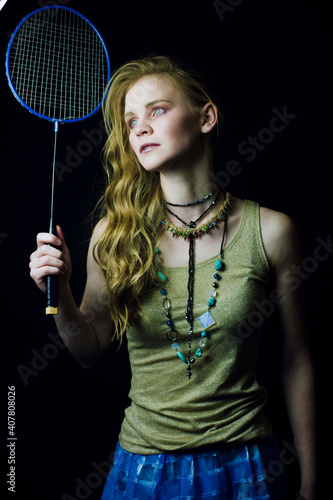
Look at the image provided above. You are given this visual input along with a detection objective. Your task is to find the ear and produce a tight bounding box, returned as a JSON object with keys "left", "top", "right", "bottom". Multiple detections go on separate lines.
{"left": 200, "top": 103, "right": 218, "bottom": 134}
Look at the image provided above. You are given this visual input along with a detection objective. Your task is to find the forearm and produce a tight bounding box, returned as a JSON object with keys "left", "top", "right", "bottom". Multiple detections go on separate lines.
{"left": 30, "top": 225, "right": 111, "bottom": 368}
{"left": 282, "top": 358, "right": 317, "bottom": 496}
{"left": 53, "top": 284, "right": 104, "bottom": 368}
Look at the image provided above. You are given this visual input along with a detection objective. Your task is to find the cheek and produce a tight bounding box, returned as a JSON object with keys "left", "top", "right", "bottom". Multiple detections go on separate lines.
{"left": 162, "top": 115, "right": 200, "bottom": 146}
{"left": 174, "top": 117, "right": 201, "bottom": 148}
{"left": 128, "top": 132, "right": 137, "bottom": 153}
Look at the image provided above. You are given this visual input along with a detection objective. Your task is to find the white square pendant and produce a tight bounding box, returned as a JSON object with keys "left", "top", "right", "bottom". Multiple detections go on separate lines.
{"left": 198, "top": 311, "right": 216, "bottom": 330}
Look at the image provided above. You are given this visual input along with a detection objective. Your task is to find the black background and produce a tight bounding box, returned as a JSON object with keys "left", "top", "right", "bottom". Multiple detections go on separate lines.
{"left": 0, "top": 0, "right": 331, "bottom": 498}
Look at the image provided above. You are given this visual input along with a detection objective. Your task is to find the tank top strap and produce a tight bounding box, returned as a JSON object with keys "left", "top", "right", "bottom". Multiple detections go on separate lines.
{"left": 224, "top": 199, "right": 270, "bottom": 274}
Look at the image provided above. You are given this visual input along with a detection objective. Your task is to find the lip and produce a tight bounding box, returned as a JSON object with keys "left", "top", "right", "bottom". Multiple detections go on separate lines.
{"left": 140, "top": 143, "right": 160, "bottom": 154}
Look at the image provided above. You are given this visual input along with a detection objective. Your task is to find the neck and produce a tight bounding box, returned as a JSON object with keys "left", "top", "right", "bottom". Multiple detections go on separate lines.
{"left": 161, "top": 173, "right": 224, "bottom": 228}
{"left": 162, "top": 173, "right": 216, "bottom": 203}
{"left": 160, "top": 159, "right": 217, "bottom": 200}
{"left": 160, "top": 136, "right": 215, "bottom": 202}
{"left": 159, "top": 140, "right": 224, "bottom": 226}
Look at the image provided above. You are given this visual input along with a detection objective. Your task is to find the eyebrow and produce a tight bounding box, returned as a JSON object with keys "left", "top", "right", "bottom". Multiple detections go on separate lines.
{"left": 124, "top": 99, "right": 173, "bottom": 118}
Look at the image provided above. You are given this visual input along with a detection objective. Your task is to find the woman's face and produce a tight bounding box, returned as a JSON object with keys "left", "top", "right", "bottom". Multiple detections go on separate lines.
{"left": 124, "top": 75, "right": 205, "bottom": 173}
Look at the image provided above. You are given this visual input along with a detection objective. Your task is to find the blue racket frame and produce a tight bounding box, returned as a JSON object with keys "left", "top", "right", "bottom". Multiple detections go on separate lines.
{"left": 5, "top": 5, "right": 111, "bottom": 126}
{"left": 5, "top": 5, "right": 111, "bottom": 315}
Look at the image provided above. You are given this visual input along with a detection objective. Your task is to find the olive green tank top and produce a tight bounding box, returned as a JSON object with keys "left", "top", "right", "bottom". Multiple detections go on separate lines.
{"left": 119, "top": 200, "right": 273, "bottom": 454}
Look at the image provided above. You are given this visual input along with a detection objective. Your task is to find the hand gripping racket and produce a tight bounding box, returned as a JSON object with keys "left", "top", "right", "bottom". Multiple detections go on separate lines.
{"left": 6, "top": 6, "right": 110, "bottom": 315}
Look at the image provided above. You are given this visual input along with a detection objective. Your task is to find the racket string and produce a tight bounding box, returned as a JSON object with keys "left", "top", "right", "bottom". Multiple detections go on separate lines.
{"left": 7, "top": 7, "right": 109, "bottom": 121}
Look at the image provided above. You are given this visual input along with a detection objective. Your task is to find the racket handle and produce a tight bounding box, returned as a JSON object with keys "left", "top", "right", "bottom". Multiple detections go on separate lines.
{"left": 45, "top": 220, "right": 58, "bottom": 315}
{"left": 46, "top": 275, "right": 58, "bottom": 315}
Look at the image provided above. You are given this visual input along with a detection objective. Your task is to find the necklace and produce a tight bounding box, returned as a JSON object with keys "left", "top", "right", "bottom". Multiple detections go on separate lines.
{"left": 162, "top": 191, "right": 233, "bottom": 240}
{"left": 156, "top": 191, "right": 234, "bottom": 379}
{"left": 165, "top": 188, "right": 221, "bottom": 229}
{"left": 164, "top": 186, "right": 218, "bottom": 207}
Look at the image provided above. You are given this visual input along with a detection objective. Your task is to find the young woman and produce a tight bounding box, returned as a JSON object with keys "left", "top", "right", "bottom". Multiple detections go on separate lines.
{"left": 29, "top": 55, "right": 316, "bottom": 499}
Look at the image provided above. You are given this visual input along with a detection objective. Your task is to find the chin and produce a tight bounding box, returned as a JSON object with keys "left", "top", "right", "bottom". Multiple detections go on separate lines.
{"left": 138, "top": 156, "right": 172, "bottom": 173}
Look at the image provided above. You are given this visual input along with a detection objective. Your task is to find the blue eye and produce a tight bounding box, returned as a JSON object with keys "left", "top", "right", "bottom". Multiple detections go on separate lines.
{"left": 153, "top": 107, "right": 165, "bottom": 117}
{"left": 129, "top": 118, "right": 138, "bottom": 128}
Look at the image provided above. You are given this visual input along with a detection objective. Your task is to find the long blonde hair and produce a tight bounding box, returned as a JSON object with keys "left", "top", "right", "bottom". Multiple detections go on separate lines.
{"left": 94, "top": 55, "right": 222, "bottom": 341}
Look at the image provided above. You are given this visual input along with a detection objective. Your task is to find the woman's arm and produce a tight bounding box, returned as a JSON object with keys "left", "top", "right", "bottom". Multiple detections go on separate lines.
{"left": 29, "top": 220, "right": 114, "bottom": 368}
{"left": 261, "top": 209, "right": 317, "bottom": 500}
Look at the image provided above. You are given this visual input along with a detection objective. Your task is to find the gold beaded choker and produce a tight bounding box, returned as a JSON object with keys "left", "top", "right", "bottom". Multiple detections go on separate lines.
{"left": 161, "top": 191, "right": 234, "bottom": 239}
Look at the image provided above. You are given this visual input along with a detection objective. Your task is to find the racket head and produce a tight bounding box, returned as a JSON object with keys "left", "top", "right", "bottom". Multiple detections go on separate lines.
{"left": 5, "top": 5, "right": 111, "bottom": 124}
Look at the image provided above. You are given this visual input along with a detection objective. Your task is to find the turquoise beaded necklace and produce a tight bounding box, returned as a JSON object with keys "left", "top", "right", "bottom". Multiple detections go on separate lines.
{"left": 155, "top": 191, "right": 233, "bottom": 379}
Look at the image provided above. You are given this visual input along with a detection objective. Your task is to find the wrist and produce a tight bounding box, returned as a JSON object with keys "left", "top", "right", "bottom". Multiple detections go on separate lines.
{"left": 298, "top": 482, "right": 317, "bottom": 500}
{"left": 57, "top": 282, "right": 73, "bottom": 306}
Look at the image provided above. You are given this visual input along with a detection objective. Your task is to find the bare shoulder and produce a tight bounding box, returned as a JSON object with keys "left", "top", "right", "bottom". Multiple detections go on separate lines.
{"left": 259, "top": 206, "right": 301, "bottom": 271}
{"left": 260, "top": 206, "right": 296, "bottom": 241}
{"left": 86, "top": 217, "right": 108, "bottom": 258}
{"left": 85, "top": 218, "right": 109, "bottom": 278}
{"left": 91, "top": 217, "right": 108, "bottom": 243}
{"left": 80, "top": 217, "right": 114, "bottom": 346}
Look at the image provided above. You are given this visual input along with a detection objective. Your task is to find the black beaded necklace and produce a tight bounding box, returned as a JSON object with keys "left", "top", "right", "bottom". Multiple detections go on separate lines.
{"left": 164, "top": 188, "right": 221, "bottom": 230}
{"left": 164, "top": 186, "right": 218, "bottom": 208}
{"left": 157, "top": 190, "right": 234, "bottom": 378}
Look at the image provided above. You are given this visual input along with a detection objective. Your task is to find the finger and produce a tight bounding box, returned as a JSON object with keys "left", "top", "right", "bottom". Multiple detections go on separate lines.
{"left": 36, "top": 232, "right": 62, "bottom": 248}
{"left": 30, "top": 265, "right": 65, "bottom": 283}
{"left": 30, "top": 244, "right": 64, "bottom": 261}
{"left": 30, "top": 254, "right": 69, "bottom": 272}
{"left": 55, "top": 225, "right": 65, "bottom": 241}
{"left": 55, "top": 225, "right": 70, "bottom": 253}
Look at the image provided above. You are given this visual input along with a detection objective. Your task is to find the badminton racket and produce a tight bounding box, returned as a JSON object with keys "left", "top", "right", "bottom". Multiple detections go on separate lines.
{"left": 6, "top": 5, "right": 110, "bottom": 315}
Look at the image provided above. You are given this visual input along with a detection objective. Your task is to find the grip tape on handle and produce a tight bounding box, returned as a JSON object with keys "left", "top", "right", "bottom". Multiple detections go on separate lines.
{"left": 46, "top": 274, "right": 58, "bottom": 315}
{"left": 45, "top": 222, "right": 58, "bottom": 315}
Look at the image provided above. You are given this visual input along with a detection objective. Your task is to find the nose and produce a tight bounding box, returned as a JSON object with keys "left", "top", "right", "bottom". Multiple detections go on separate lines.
{"left": 135, "top": 121, "right": 153, "bottom": 137}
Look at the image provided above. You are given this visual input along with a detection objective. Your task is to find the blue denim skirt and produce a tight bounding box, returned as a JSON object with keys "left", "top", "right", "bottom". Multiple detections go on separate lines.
{"left": 101, "top": 437, "right": 288, "bottom": 499}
